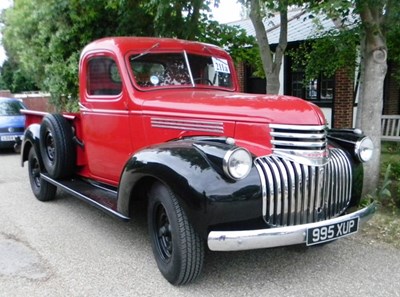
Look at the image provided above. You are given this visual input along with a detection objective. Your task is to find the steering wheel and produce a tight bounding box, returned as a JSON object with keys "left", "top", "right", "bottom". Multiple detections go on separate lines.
{"left": 193, "top": 78, "right": 213, "bottom": 86}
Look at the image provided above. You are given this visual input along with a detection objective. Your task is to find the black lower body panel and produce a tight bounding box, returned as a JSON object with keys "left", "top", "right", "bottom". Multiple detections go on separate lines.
{"left": 40, "top": 173, "right": 129, "bottom": 221}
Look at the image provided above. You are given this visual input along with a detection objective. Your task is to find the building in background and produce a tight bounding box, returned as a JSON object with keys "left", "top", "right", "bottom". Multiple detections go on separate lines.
{"left": 229, "top": 9, "right": 400, "bottom": 128}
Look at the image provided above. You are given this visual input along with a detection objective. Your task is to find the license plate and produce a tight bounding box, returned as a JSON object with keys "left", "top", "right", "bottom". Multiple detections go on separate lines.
{"left": 0, "top": 135, "right": 17, "bottom": 141}
{"left": 306, "top": 217, "right": 359, "bottom": 246}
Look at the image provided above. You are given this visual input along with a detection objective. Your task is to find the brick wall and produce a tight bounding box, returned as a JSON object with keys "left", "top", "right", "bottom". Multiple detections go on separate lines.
{"left": 334, "top": 69, "right": 354, "bottom": 128}
{"left": 235, "top": 62, "right": 246, "bottom": 92}
{"left": 0, "top": 90, "right": 13, "bottom": 97}
{"left": 1, "top": 91, "right": 56, "bottom": 113}
{"left": 20, "top": 96, "right": 56, "bottom": 113}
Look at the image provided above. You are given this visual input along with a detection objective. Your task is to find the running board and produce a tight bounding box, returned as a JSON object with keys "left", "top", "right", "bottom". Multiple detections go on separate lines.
{"left": 41, "top": 174, "right": 130, "bottom": 222}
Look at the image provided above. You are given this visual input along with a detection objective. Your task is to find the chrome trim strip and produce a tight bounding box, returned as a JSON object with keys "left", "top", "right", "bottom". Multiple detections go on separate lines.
{"left": 151, "top": 117, "right": 224, "bottom": 133}
{"left": 270, "top": 124, "right": 327, "bottom": 131}
{"left": 80, "top": 108, "right": 130, "bottom": 115}
{"left": 207, "top": 203, "right": 376, "bottom": 251}
{"left": 270, "top": 132, "right": 326, "bottom": 139}
{"left": 271, "top": 140, "right": 326, "bottom": 148}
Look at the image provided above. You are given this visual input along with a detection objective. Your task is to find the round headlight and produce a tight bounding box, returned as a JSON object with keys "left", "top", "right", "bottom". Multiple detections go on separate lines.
{"left": 355, "top": 137, "right": 374, "bottom": 162}
{"left": 223, "top": 148, "right": 252, "bottom": 180}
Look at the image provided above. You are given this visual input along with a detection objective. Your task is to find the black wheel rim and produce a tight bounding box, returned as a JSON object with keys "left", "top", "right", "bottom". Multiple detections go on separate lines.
{"left": 154, "top": 203, "right": 173, "bottom": 261}
{"left": 30, "top": 155, "right": 41, "bottom": 188}
{"left": 45, "top": 130, "right": 55, "bottom": 162}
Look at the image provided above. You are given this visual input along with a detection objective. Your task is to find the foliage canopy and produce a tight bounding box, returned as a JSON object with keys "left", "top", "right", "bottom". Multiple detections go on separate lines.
{"left": 0, "top": 0, "right": 258, "bottom": 110}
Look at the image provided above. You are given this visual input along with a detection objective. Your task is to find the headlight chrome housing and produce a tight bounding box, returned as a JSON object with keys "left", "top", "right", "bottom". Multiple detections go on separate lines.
{"left": 355, "top": 137, "right": 374, "bottom": 162}
{"left": 223, "top": 148, "right": 252, "bottom": 180}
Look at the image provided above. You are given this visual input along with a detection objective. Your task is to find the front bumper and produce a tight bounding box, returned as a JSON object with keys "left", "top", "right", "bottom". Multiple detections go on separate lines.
{"left": 207, "top": 202, "right": 376, "bottom": 251}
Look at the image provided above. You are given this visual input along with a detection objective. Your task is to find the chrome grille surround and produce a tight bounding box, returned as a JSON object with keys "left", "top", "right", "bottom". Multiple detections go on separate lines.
{"left": 270, "top": 124, "right": 329, "bottom": 166}
{"left": 255, "top": 148, "right": 352, "bottom": 227}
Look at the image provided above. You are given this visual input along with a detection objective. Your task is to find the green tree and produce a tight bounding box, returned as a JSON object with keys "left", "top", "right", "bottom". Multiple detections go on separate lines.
{"left": 300, "top": 0, "right": 395, "bottom": 194}
{"left": 1, "top": 0, "right": 255, "bottom": 109}
{"left": 0, "top": 0, "right": 187, "bottom": 108}
{"left": 0, "top": 59, "right": 38, "bottom": 93}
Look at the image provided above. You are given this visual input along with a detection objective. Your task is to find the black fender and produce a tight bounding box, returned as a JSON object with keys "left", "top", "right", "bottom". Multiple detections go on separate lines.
{"left": 117, "top": 139, "right": 263, "bottom": 238}
{"left": 21, "top": 124, "right": 42, "bottom": 167}
{"left": 327, "top": 128, "right": 368, "bottom": 163}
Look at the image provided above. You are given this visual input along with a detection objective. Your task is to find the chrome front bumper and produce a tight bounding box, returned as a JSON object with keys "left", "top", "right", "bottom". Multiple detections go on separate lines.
{"left": 207, "top": 202, "right": 376, "bottom": 251}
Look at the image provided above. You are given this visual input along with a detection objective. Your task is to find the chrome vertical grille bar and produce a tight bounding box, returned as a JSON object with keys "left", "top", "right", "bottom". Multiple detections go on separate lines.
{"left": 255, "top": 148, "right": 352, "bottom": 227}
{"left": 268, "top": 159, "right": 281, "bottom": 225}
{"left": 307, "top": 166, "right": 316, "bottom": 222}
{"left": 302, "top": 165, "right": 309, "bottom": 224}
{"left": 324, "top": 159, "right": 332, "bottom": 219}
{"left": 272, "top": 156, "right": 289, "bottom": 226}
{"left": 282, "top": 158, "right": 296, "bottom": 226}
{"left": 315, "top": 165, "right": 325, "bottom": 217}
{"left": 293, "top": 162, "right": 302, "bottom": 225}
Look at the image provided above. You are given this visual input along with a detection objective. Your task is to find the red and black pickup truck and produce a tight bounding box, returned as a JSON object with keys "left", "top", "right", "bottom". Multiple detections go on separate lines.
{"left": 21, "top": 37, "right": 376, "bottom": 285}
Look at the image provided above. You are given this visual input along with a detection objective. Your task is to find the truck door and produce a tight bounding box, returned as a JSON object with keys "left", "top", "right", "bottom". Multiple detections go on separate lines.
{"left": 80, "top": 54, "right": 132, "bottom": 184}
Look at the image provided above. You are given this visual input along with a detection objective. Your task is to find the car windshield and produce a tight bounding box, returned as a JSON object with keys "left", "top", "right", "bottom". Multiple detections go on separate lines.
{"left": 0, "top": 100, "right": 25, "bottom": 116}
{"left": 129, "top": 52, "right": 233, "bottom": 90}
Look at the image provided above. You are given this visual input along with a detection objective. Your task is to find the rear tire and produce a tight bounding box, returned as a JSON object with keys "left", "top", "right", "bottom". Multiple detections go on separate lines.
{"left": 147, "top": 182, "right": 204, "bottom": 285}
{"left": 39, "top": 114, "right": 75, "bottom": 179}
{"left": 28, "top": 148, "right": 57, "bottom": 201}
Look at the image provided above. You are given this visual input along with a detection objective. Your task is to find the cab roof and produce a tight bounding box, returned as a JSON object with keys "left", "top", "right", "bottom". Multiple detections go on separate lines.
{"left": 81, "top": 37, "right": 231, "bottom": 59}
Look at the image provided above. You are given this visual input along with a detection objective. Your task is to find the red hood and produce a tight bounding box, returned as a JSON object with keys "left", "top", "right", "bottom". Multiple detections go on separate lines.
{"left": 139, "top": 90, "right": 326, "bottom": 125}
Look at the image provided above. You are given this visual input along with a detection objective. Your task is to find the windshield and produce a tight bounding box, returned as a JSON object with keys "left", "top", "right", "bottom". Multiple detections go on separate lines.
{"left": 0, "top": 100, "right": 25, "bottom": 116}
{"left": 129, "top": 52, "right": 233, "bottom": 90}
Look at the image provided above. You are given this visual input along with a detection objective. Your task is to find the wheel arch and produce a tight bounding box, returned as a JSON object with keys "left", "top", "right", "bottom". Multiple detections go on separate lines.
{"left": 21, "top": 123, "right": 42, "bottom": 167}
{"left": 117, "top": 139, "right": 263, "bottom": 237}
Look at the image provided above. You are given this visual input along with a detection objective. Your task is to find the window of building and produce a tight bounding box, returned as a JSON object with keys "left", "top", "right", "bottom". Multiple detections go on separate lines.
{"left": 289, "top": 70, "right": 334, "bottom": 103}
{"left": 286, "top": 55, "right": 334, "bottom": 105}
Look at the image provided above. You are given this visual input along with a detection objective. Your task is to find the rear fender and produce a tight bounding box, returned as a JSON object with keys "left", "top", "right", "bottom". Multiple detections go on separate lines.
{"left": 21, "top": 124, "right": 42, "bottom": 167}
{"left": 117, "top": 139, "right": 262, "bottom": 237}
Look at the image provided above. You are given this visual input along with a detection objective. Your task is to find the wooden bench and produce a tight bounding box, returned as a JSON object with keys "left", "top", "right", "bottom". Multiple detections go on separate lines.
{"left": 381, "top": 115, "right": 400, "bottom": 141}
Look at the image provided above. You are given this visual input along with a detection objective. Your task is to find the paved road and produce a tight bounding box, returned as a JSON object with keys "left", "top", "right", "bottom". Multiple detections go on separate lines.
{"left": 1, "top": 151, "right": 400, "bottom": 297}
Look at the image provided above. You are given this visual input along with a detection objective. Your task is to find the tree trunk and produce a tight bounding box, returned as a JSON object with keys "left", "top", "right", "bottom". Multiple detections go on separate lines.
{"left": 357, "top": 4, "right": 388, "bottom": 195}
{"left": 249, "top": 0, "right": 287, "bottom": 95}
{"left": 266, "top": 72, "right": 280, "bottom": 94}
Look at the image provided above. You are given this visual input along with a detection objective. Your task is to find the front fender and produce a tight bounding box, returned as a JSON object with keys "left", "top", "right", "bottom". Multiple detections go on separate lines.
{"left": 21, "top": 124, "right": 42, "bottom": 167}
{"left": 117, "top": 139, "right": 263, "bottom": 237}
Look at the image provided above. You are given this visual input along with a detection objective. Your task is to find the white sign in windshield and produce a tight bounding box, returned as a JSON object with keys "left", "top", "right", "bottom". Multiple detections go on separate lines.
{"left": 212, "top": 57, "right": 230, "bottom": 74}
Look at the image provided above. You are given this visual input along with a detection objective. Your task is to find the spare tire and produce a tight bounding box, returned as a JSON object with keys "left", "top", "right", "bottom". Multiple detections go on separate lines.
{"left": 39, "top": 113, "right": 76, "bottom": 179}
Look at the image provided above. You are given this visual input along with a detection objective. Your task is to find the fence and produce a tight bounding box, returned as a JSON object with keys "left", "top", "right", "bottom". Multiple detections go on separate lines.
{"left": 381, "top": 115, "right": 400, "bottom": 141}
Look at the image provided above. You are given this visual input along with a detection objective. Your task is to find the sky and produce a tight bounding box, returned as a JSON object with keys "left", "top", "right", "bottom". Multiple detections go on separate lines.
{"left": 211, "top": 0, "right": 243, "bottom": 24}
{"left": 0, "top": 0, "right": 12, "bottom": 65}
{"left": 0, "top": 0, "right": 242, "bottom": 65}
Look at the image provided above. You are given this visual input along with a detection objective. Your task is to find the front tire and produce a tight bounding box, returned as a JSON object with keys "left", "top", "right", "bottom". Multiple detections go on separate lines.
{"left": 147, "top": 182, "right": 204, "bottom": 285}
{"left": 28, "top": 148, "right": 57, "bottom": 201}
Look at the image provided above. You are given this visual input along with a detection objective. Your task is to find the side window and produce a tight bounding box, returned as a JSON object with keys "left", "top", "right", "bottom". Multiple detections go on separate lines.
{"left": 87, "top": 57, "right": 122, "bottom": 96}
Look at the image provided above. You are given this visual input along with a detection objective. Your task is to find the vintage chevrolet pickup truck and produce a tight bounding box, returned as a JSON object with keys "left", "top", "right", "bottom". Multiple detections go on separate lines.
{"left": 21, "top": 37, "right": 376, "bottom": 285}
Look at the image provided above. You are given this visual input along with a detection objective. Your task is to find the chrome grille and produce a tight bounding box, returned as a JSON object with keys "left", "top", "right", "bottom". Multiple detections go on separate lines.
{"left": 255, "top": 149, "right": 352, "bottom": 227}
{"left": 270, "top": 124, "right": 327, "bottom": 150}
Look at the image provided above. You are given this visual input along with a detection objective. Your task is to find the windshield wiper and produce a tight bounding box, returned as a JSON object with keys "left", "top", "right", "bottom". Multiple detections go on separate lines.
{"left": 130, "top": 42, "right": 160, "bottom": 61}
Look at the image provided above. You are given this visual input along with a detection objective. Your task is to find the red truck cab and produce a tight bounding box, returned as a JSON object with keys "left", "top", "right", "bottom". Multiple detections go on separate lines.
{"left": 21, "top": 37, "right": 376, "bottom": 285}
